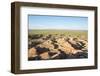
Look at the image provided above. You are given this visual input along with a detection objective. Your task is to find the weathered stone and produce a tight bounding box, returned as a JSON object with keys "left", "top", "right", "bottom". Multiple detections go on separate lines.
{"left": 37, "top": 40, "right": 54, "bottom": 50}
{"left": 28, "top": 34, "right": 88, "bottom": 60}
{"left": 28, "top": 47, "right": 37, "bottom": 58}
{"left": 39, "top": 52, "right": 50, "bottom": 60}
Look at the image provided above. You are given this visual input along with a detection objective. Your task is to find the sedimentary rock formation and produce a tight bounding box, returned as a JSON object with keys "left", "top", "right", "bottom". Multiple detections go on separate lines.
{"left": 28, "top": 34, "right": 88, "bottom": 60}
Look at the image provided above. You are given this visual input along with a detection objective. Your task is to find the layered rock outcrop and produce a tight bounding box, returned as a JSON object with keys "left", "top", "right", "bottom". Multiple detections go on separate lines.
{"left": 28, "top": 34, "right": 88, "bottom": 60}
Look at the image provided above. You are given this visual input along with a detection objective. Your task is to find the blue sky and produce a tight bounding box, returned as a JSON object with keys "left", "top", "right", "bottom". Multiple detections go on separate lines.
{"left": 28, "top": 15, "right": 88, "bottom": 30}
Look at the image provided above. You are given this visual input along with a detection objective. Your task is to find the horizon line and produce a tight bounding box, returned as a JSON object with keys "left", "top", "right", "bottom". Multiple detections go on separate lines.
{"left": 29, "top": 29, "right": 88, "bottom": 31}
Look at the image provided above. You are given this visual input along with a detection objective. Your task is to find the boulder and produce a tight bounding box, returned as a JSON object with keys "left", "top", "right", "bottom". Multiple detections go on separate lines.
{"left": 67, "top": 37, "right": 87, "bottom": 50}
{"left": 37, "top": 40, "right": 54, "bottom": 50}
{"left": 56, "top": 39, "right": 76, "bottom": 54}
{"left": 28, "top": 47, "right": 37, "bottom": 58}
{"left": 39, "top": 52, "right": 50, "bottom": 60}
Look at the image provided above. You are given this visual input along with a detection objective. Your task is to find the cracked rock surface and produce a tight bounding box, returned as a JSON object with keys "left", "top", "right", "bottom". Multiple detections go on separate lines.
{"left": 28, "top": 34, "right": 88, "bottom": 60}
